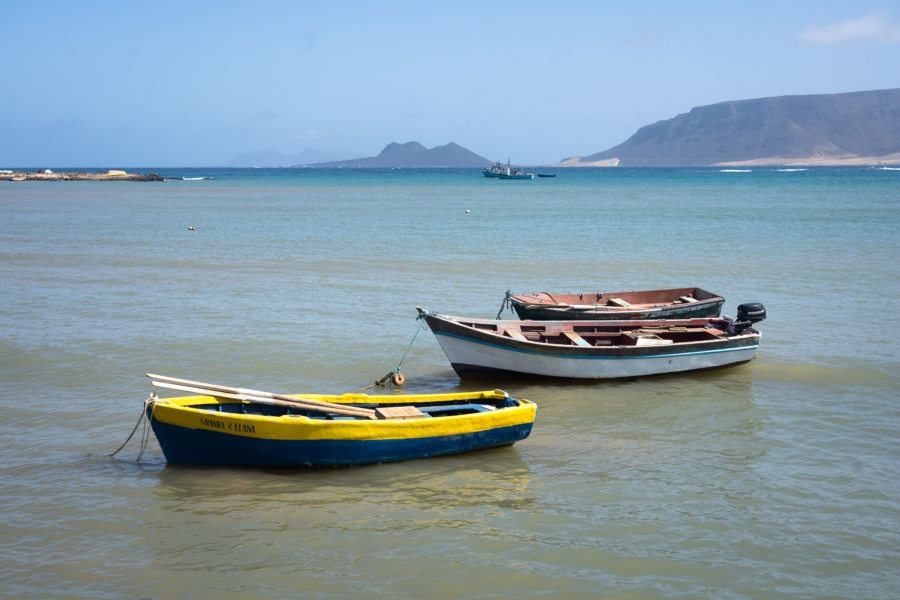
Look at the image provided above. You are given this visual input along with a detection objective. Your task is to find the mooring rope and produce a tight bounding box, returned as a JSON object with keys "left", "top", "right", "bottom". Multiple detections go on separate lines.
{"left": 137, "top": 399, "right": 155, "bottom": 462}
{"left": 496, "top": 290, "right": 512, "bottom": 318}
{"left": 395, "top": 311, "right": 429, "bottom": 371}
{"left": 110, "top": 393, "right": 157, "bottom": 462}
{"left": 361, "top": 312, "right": 430, "bottom": 390}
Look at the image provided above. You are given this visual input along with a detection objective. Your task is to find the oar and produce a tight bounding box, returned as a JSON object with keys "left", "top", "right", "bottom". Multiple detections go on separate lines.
{"left": 149, "top": 380, "right": 376, "bottom": 418}
{"left": 149, "top": 380, "right": 377, "bottom": 419}
{"left": 147, "top": 374, "right": 376, "bottom": 419}
{"left": 147, "top": 373, "right": 373, "bottom": 414}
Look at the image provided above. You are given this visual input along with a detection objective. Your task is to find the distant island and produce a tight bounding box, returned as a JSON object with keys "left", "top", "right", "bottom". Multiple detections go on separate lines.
{"left": 3, "top": 170, "right": 166, "bottom": 182}
{"left": 300, "top": 141, "right": 493, "bottom": 168}
{"left": 560, "top": 88, "right": 900, "bottom": 167}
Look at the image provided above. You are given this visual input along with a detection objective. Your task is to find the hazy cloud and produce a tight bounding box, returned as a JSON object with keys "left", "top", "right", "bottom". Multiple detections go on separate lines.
{"left": 250, "top": 109, "right": 278, "bottom": 120}
{"left": 625, "top": 27, "right": 667, "bottom": 48}
{"left": 800, "top": 12, "right": 900, "bottom": 45}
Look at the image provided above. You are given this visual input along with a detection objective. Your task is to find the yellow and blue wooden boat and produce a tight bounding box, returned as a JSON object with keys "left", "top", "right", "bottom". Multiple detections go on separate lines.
{"left": 145, "top": 388, "right": 536, "bottom": 467}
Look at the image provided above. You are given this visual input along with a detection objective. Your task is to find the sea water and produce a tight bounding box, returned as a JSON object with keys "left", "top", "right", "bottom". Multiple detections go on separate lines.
{"left": 1, "top": 167, "right": 898, "bottom": 599}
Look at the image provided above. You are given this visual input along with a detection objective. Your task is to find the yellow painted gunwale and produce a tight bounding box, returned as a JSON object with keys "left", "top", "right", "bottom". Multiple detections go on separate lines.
{"left": 149, "top": 390, "right": 536, "bottom": 442}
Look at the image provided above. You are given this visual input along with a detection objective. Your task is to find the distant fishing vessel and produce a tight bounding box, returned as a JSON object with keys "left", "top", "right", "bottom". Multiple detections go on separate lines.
{"left": 483, "top": 162, "right": 503, "bottom": 177}
{"left": 484, "top": 160, "right": 535, "bottom": 179}
{"left": 499, "top": 169, "right": 534, "bottom": 180}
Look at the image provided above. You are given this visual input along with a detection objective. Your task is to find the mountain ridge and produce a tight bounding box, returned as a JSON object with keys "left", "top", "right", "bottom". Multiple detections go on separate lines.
{"left": 302, "top": 141, "right": 492, "bottom": 168}
{"left": 561, "top": 88, "right": 900, "bottom": 167}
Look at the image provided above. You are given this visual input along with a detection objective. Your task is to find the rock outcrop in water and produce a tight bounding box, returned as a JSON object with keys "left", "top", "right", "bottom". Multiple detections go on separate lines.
{"left": 561, "top": 88, "right": 900, "bottom": 167}
{"left": 4, "top": 170, "right": 167, "bottom": 181}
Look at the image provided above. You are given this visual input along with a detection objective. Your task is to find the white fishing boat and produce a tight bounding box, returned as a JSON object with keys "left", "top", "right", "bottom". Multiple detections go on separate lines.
{"left": 418, "top": 304, "right": 765, "bottom": 380}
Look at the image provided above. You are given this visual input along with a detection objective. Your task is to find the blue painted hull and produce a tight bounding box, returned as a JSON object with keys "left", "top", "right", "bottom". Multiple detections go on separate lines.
{"left": 148, "top": 417, "right": 533, "bottom": 466}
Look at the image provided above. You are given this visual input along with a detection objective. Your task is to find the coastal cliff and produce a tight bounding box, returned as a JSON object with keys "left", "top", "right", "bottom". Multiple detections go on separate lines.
{"left": 561, "top": 88, "right": 900, "bottom": 167}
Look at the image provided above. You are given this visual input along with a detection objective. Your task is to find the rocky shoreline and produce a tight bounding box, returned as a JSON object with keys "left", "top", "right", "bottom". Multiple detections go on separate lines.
{"left": 4, "top": 170, "right": 169, "bottom": 181}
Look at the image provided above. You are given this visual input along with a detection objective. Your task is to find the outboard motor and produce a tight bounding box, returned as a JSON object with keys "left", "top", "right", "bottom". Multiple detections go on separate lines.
{"left": 733, "top": 302, "right": 766, "bottom": 334}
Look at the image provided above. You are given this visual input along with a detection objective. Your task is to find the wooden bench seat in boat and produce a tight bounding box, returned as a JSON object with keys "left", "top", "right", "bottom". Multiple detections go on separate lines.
{"left": 418, "top": 404, "right": 495, "bottom": 416}
{"left": 502, "top": 327, "right": 528, "bottom": 341}
{"left": 636, "top": 326, "right": 727, "bottom": 341}
{"left": 627, "top": 331, "right": 674, "bottom": 346}
{"left": 375, "top": 406, "right": 427, "bottom": 420}
{"left": 607, "top": 297, "right": 633, "bottom": 307}
{"left": 562, "top": 330, "right": 592, "bottom": 347}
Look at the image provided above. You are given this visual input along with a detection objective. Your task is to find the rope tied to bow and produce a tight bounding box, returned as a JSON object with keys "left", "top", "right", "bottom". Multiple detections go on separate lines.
{"left": 110, "top": 392, "right": 158, "bottom": 462}
{"left": 363, "top": 310, "right": 431, "bottom": 390}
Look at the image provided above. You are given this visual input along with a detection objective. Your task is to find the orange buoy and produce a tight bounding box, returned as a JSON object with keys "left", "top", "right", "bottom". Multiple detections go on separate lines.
{"left": 391, "top": 372, "right": 405, "bottom": 386}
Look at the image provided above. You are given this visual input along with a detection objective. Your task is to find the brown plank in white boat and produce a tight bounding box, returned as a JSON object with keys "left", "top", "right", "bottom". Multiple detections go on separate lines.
{"left": 562, "top": 331, "right": 592, "bottom": 347}
{"left": 503, "top": 327, "right": 528, "bottom": 341}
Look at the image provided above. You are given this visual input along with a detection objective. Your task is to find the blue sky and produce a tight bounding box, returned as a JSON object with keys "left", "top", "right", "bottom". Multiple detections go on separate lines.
{"left": 2, "top": 1, "right": 899, "bottom": 167}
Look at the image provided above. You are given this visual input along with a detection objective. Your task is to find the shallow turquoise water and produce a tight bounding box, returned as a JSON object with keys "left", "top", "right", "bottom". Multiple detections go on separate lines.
{"left": 1, "top": 167, "right": 898, "bottom": 598}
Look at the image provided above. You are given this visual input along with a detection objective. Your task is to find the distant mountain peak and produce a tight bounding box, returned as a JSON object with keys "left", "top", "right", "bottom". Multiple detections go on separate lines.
{"left": 307, "top": 141, "right": 492, "bottom": 168}
{"left": 377, "top": 141, "right": 428, "bottom": 157}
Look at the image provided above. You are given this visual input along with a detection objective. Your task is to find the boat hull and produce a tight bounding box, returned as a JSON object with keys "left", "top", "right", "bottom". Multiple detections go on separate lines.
{"left": 146, "top": 391, "right": 535, "bottom": 466}
{"left": 433, "top": 331, "right": 758, "bottom": 379}
{"left": 512, "top": 298, "right": 724, "bottom": 320}
{"left": 510, "top": 287, "right": 724, "bottom": 320}
{"left": 423, "top": 313, "right": 760, "bottom": 380}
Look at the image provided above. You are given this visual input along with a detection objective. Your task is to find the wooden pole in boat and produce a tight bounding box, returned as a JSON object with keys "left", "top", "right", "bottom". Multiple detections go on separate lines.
{"left": 151, "top": 381, "right": 376, "bottom": 419}
{"left": 147, "top": 374, "right": 377, "bottom": 418}
{"left": 149, "top": 380, "right": 378, "bottom": 419}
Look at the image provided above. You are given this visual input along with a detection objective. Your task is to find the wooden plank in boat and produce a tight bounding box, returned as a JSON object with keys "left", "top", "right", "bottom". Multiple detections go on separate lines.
{"left": 375, "top": 406, "right": 426, "bottom": 420}
{"left": 503, "top": 328, "right": 528, "bottom": 341}
{"left": 629, "top": 331, "right": 674, "bottom": 346}
{"left": 562, "top": 331, "right": 592, "bottom": 347}
{"left": 679, "top": 296, "right": 698, "bottom": 303}
{"left": 634, "top": 336, "right": 673, "bottom": 346}
{"left": 607, "top": 298, "right": 632, "bottom": 308}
